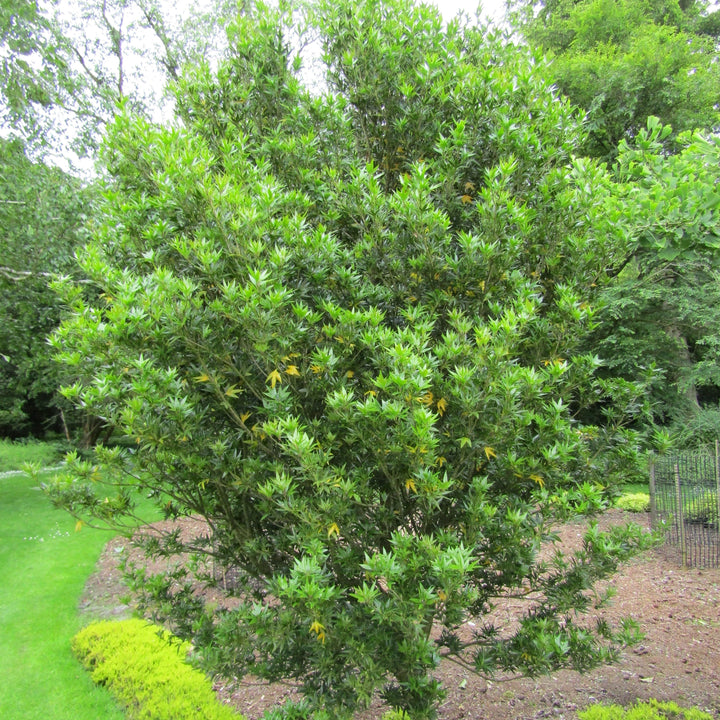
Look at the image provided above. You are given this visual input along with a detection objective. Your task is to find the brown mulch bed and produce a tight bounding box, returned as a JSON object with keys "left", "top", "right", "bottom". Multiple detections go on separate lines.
{"left": 79, "top": 510, "right": 720, "bottom": 719}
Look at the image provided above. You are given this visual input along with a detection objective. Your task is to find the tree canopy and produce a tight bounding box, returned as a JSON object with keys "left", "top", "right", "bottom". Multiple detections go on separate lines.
{"left": 510, "top": 0, "right": 720, "bottom": 437}
{"left": 1, "top": 0, "right": 241, "bottom": 158}
{"left": 589, "top": 120, "right": 720, "bottom": 436}
{"left": 513, "top": 0, "right": 720, "bottom": 159}
{"left": 47, "top": 2, "right": 653, "bottom": 718}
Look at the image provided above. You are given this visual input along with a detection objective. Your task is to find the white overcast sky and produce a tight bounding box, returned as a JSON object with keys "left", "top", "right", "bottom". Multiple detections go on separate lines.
{"left": 433, "top": 0, "right": 507, "bottom": 22}
{"left": 51, "top": 0, "right": 509, "bottom": 172}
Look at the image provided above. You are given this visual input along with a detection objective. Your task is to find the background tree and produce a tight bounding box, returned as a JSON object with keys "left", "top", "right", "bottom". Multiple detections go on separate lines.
{"left": 0, "top": 0, "right": 241, "bottom": 441}
{"left": 512, "top": 0, "right": 720, "bottom": 160}
{"left": 589, "top": 118, "right": 720, "bottom": 442}
{"left": 48, "top": 2, "right": 652, "bottom": 718}
{"left": 54, "top": 0, "right": 244, "bottom": 155}
{"left": 1, "top": 0, "right": 241, "bottom": 159}
{"left": 0, "top": 138, "right": 92, "bottom": 437}
{"left": 0, "top": 0, "right": 79, "bottom": 149}
{"left": 510, "top": 0, "right": 720, "bottom": 444}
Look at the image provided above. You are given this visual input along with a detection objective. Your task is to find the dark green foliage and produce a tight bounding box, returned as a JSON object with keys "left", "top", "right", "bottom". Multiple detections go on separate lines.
{"left": 669, "top": 408, "right": 720, "bottom": 449}
{"left": 72, "top": 619, "right": 244, "bottom": 720}
{"left": 683, "top": 489, "right": 719, "bottom": 528}
{"left": 588, "top": 120, "right": 720, "bottom": 430}
{"left": 0, "top": 138, "right": 91, "bottom": 437}
{"left": 49, "top": 2, "right": 655, "bottom": 718}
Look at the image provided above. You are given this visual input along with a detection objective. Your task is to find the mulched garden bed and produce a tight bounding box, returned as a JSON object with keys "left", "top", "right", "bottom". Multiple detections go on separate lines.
{"left": 79, "top": 509, "right": 720, "bottom": 719}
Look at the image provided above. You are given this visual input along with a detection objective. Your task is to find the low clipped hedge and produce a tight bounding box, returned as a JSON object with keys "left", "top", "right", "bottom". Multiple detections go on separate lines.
{"left": 72, "top": 619, "right": 243, "bottom": 720}
{"left": 579, "top": 699, "right": 713, "bottom": 720}
{"left": 615, "top": 492, "right": 651, "bottom": 513}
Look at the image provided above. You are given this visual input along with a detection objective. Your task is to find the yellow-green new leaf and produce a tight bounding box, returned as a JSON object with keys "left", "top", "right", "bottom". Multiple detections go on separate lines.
{"left": 224, "top": 384, "right": 242, "bottom": 398}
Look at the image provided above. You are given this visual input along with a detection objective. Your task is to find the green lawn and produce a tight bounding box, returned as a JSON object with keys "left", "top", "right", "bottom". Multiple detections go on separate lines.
{"left": 0, "top": 438, "right": 64, "bottom": 471}
{"left": 0, "top": 466, "right": 126, "bottom": 720}
{"left": 621, "top": 481, "right": 650, "bottom": 494}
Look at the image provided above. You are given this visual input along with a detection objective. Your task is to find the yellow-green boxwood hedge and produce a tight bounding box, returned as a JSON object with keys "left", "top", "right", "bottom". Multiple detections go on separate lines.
{"left": 615, "top": 492, "right": 651, "bottom": 513}
{"left": 72, "top": 619, "right": 244, "bottom": 720}
{"left": 578, "top": 699, "right": 713, "bottom": 720}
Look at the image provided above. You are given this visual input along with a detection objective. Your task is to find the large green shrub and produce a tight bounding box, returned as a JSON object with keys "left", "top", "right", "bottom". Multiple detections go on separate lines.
{"left": 49, "top": 1, "right": 653, "bottom": 718}
{"left": 72, "top": 619, "right": 243, "bottom": 720}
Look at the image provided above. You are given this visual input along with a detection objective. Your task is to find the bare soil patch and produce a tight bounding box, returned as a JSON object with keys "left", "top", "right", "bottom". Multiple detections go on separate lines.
{"left": 79, "top": 510, "right": 720, "bottom": 719}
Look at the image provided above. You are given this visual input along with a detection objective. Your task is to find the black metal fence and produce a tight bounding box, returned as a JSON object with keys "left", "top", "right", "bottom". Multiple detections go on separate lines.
{"left": 650, "top": 442, "right": 720, "bottom": 568}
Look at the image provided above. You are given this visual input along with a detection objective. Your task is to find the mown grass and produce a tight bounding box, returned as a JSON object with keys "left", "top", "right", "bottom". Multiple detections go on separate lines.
{"left": 0, "top": 438, "right": 64, "bottom": 471}
{"left": 621, "top": 481, "right": 650, "bottom": 496}
{"left": 0, "top": 464, "right": 127, "bottom": 720}
{"left": 0, "top": 444, "right": 163, "bottom": 720}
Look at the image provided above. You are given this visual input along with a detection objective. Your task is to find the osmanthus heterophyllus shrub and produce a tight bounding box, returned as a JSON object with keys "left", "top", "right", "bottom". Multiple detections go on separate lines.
{"left": 46, "top": 1, "right": 654, "bottom": 718}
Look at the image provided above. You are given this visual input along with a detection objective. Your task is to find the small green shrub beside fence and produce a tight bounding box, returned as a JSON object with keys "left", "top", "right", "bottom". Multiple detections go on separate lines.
{"left": 616, "top": 492, "right": 650, "bottom": 513}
